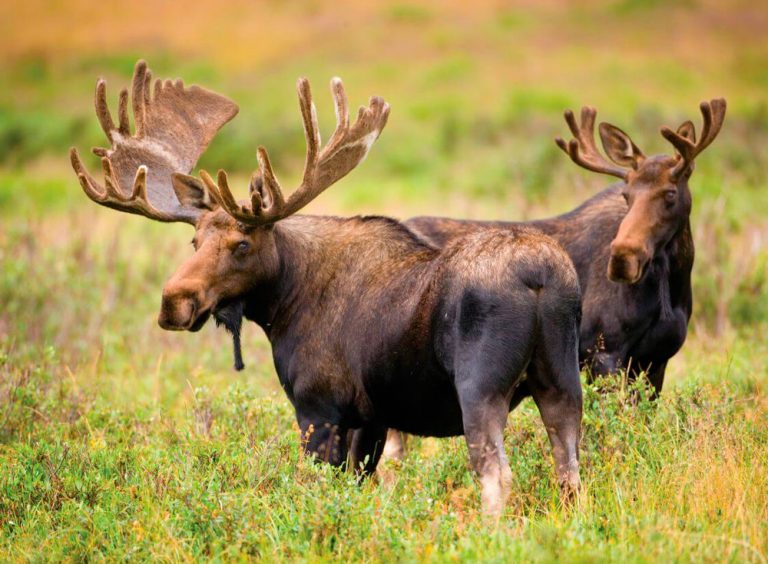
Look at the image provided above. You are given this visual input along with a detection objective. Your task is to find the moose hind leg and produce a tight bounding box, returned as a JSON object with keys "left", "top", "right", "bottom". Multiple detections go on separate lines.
{"left": 349, "top": 424, "right": 388, "bottom": 476}
{"left": 528, "top": 302, "right": 583, "bottom": 501}
{"left": 381, "top": 429, "right": 407, "bottom": 461}
{"left": 530, "top": 382, "right": 582, "bottom": 501}
{"left": 458, "top": 393, "right": 513, "bottom": 518}
{"left": 452, "top": 292, "right": 539, "bottom": 517}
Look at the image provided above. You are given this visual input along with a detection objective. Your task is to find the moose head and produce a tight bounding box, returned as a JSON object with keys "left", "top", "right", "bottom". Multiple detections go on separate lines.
{"left": 70, "top": 60, "right": 389, "bottom": 335}
{"left": 556, "top": 100, "right": 726, "bottom": 284}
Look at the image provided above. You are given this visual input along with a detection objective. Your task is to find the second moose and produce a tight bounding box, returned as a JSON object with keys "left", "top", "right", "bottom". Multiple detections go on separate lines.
{"left": 408, "top": 100, "right": 726, "bottom": 395}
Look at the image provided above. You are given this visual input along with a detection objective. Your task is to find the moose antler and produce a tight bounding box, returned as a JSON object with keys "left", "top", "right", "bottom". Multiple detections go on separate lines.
{"left": 199, "top": 77, "right": 390, "bottom": 225}
{"left": 660, "top": 98, "right": 727, "bottom": 177}
{"left": 555, "top": 106, "right": 630, "bottom": 180}
{"left": 70, "top": 60, "right": 239, "bottom": 224}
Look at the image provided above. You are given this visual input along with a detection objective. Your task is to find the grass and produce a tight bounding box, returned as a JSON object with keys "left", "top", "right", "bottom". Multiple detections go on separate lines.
{"left": 1, "top": 0, "right": 767, "bottom": 560}
{"left": 1, "top": 342, "right": 766, "bottom": 560}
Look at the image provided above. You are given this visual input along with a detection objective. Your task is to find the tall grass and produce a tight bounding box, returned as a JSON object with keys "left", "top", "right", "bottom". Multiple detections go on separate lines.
{"left": 1, "top": 347, "right": 765, "bottom": 560}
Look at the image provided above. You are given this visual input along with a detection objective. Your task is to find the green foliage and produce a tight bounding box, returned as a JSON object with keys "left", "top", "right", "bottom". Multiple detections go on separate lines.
{"left": 730, "top": 251, "right": 768, "bottom": 327}
{"left": 1, "top": 345, "right": 766, "bottom": 560}
{"left": 0, "top": 108, "right": 87, "bottom": 167}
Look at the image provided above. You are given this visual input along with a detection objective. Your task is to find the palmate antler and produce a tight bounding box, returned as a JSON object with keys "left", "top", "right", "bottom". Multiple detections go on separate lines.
{"left": 661, "top": 98, "right": 727, "bottom": 177}
{"left": 70, "top": 60, "right": 239, "bottom": 224}
{"left": 197, "top": 77, "right": 390, "bottom": 226}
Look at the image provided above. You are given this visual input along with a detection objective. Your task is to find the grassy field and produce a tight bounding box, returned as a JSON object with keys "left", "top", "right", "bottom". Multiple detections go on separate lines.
{"left": 1, "top": 0, "right": 767, "bottom": 560}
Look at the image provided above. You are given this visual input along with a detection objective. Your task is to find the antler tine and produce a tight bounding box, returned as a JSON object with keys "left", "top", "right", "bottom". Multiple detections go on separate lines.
{"left": 117, "top": 88, "right": 130, "bottom": 136}
{"left": 70, "top": 147, "right": 174, "bottom": 220}
{"left": 71, "top": 147, "right": 107, "bottom": 202}
{"left": 256, "top": 146, "right": 287, "bottom": 216}
{"left": 298, "top": 78, "right": 321, "bottom": 176}
{"left": 662, "top": 98, "right": 727, "bottom": 176}
{"left": 100, "top": 156, "right": 124, "bottom": 200}
{"left": 131, "top": 60, "right": 153, "bottom": 137}
{"left": 94, "top": 79, "right": 115, "bottom": 141}
{"left": 660, "top": 126, "right": 694, "bottom": 160}
{"left": 199, "top": 169, "right": 268, "bottom": 225}
{"left": 555, "top": 106, "right": 628, "bottom": 180}
{"left": 696, "top": 98, "right": 726, "bottom": 155}
{"left": 204, "top": 77, "right": 389, "bottom": 226}
{"left": 324, "top": 77, "right": 350, "bottom": 152}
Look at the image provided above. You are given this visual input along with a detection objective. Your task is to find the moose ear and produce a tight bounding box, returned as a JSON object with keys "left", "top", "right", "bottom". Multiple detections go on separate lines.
{"left": 599, "top": 123, "right": 646, "bottom": 170}
{"left": 172, "top": 173, "right": 217, "bottom": 210}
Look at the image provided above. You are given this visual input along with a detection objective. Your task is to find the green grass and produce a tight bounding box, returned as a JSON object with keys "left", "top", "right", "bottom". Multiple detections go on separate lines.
{"left": 1, "top": 343, "right": 766, "bottom": 560}
{"left": 1, "top": 0, "right": 768, "bottom": 560}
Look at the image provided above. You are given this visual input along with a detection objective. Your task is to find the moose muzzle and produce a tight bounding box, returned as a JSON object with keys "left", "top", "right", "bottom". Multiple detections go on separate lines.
{"left": 158, "top": 283, "right": 211, "bottom": 332}
{"left": 607, "top": 241, "right": 650, "bottom": 284}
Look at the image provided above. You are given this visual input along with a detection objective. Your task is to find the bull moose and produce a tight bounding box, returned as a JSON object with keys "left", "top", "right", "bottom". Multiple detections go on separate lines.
{"left": 69, "top": 61, "right": 583, "bottom": 516}
{"left": 383, "top": 100, "right": 725, "bottom": 463}
{"left": 407, "top": 100, "right": 726, "bottom": 393}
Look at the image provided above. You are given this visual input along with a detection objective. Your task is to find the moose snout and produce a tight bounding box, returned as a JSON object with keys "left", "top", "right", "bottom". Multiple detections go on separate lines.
{"left": 607, "top": 241, "right": 650, "bottom": 284}
{"left": 158, "top": 283, "right": 208, "bottom": 332}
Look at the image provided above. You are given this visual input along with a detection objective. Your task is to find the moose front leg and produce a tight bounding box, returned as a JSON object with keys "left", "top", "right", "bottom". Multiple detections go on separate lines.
{"left": 643, "top": 360, "right": 668, "bottom": 398}
{"left": 381, "top": 429, "right": 408, "bottom": 461}
{"left": 298, "top": 417, "right": 349, "bottom": 468}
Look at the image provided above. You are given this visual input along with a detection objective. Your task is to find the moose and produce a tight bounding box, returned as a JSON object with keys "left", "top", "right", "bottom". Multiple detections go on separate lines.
{"left": 407, "top": 101, "right": 726, "bottom": 392}
{"left": 383, "top": 100, "right": 726, "bottom": 459}
{"left": 70, "top": 61, "right": 583, "bottom": 516}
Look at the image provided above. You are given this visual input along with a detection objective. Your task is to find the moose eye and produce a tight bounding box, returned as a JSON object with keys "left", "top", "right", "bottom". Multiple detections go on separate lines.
{"left": 234, "top": 240, "right": 250, "bottom": 254}
{"left": 664, "top": 190, "right": 677, "bottom": 206}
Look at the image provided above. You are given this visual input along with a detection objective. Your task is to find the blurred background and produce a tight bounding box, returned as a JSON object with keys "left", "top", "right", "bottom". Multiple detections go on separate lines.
{"left": 1, "top": 0, "right": 767, "bottom": 404}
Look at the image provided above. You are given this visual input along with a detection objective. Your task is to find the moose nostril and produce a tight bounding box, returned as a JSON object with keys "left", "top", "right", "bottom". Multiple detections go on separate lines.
{"left": 185, "top": 299, "right": 198, "bottom": 320}
{"left": 610, "top": 240, "right": 648, "bottom": 260}
{"left": 159, "top": 291, "right": 200, "bottom": 330}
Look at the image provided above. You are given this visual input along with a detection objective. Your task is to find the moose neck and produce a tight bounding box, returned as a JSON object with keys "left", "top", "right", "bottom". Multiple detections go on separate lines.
{"left": 661, "top": 216, "right": 694, "bottom": 304}
{"left": 241, "top": 215, "right": 439, "bottom": 338}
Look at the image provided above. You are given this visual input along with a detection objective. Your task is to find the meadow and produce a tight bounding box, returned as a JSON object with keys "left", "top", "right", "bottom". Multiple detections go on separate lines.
{"left": 1, "top": 0, "right": 767, "bottom": 560}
